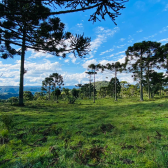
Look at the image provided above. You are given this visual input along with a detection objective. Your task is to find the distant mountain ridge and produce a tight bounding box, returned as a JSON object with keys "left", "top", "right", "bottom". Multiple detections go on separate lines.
{"left": 0, "top": 81, "right": 109, "bottom": 99}
{"left": 0, "top": 86, "right": 76, "bottom": 94}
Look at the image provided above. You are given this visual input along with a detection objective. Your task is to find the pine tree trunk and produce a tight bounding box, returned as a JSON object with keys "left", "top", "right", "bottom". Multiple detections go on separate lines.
{"left": 140, "top": 49, "right": 143, "bottom": 101}
{"left": 93, "top": 71, "right": 95, "bottom": 103}
{"left": 49, "top": 85, "right": 50, "bottom": 100}
{"left": 115, "top": 68, "right": 117, "bottom": 101}
{"left": 147, "top": 66, "right": 150, "bottom": 99}
{"left": 19, "top": 26, "right": 26, "bottom": 106}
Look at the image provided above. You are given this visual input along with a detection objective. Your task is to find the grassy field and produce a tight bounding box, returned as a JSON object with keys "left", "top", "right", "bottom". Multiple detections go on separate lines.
{"left": 0, "top": 97, "right": 168, "bottom": 167}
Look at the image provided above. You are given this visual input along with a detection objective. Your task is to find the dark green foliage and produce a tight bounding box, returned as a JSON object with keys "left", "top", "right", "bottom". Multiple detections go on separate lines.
{"left": 125, "top": 41, "right": 162, "bottom": 101}
{"left": 52, "top": 88, "right": 61, "bottom": 102}
{"left": 68, "top": 96, "right": 76, "bottom": 104}
{"left": 80, "top": 84, "right": 96, "bottom": 98}
{"left": 8, "top": 97, "right": 18, "bottom": 105}
{"left": 23, "top": 91, "right": 34, "bottom": 101}
{"left": 108, "top": 77, "right": 121, "bottom": 97}
{"left": 71, "top": 88, "right": 79, "bottom": 98}
{"left": 34, "top": 92, "right": 44, "bottom": 100}
{"left": 62, "top": 88, "right": 70, "bottom": 97}
{"left": 1, "top": 114, "right": 14, "bottom": 130}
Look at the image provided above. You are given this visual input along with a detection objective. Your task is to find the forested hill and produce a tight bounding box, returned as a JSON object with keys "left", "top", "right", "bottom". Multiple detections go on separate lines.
{"left": 0, "top": 82, "right": 109, "bottom": 99}
{"left": 0, "top": 86, "right": 76, "bottom": 94}
{"left": 93, "top": 81, "right": 109, "bottom": 91}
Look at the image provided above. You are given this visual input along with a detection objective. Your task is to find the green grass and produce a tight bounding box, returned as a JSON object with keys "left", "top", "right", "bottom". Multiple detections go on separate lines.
{"left": 0, "top": 97, "right": 168, "bottom": 167}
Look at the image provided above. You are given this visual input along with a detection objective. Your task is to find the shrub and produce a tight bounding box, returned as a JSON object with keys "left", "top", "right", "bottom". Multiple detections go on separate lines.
{"left": 68, "top": 97, "right": 76, "bottom": 104}
{"left": 1, "top": 114, "right": 14, "bottom": 130}
{"left": 23, "top": 91, "right": 34, "bottom": 101}
{"left": 8, "top": 97, "right": 18, "bottom": 105}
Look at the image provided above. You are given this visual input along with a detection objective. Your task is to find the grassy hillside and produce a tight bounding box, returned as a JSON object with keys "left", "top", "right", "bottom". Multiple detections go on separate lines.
{"left": 0, "top": 97, "right": 168, "bottom": 167}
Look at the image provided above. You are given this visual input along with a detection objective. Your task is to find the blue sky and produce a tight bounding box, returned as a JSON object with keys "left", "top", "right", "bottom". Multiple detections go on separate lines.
{"left": 0, "top": 0, "right": 168, "bottom": 86}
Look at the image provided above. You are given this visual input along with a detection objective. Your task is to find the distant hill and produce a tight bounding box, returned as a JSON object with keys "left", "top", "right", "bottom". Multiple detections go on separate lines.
{"left": 0, "top": 83, "right": 109, "bottom": 99}
{"left": 93, "top": 81, "right": 109, "bottom": 91}
{"left": 0, "top": 86, "right": 76, "bottom": 99}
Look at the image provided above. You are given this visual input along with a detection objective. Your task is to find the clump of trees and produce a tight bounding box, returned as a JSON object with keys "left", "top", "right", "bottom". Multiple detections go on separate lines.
{"left": 41, "top": 73, "right": 64, "bottom": 102}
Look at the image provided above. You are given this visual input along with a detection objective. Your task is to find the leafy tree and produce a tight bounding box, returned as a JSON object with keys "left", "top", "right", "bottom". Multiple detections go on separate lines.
{"left": 34, "top": 92, "right": 44, "bottom": 100}
{"left": 87, "top": 64, "right": 101, "bottom": 103}
{"left": 125, "top": 41, "right": 161, "bottom": 101}
{"left": 148, "top": 71, "right": 165, "bottom": 98}
{"left": 71, "top": 88, "right": 79, "bottom": 98}
{"left": 103, "top": 62, "right": 123, "bottom": 101}
{"left": 108, "top": 77, "right": 121, "bottom": 98}
{"left": 85, "top": 71, "right": 93, "bottom": 99}
{"left": 50, "top": 73, "right": 64, "bottom": 101}
{"left": 52, "top": 88, "right": 61, "bottom": 103}
{"left": 100, "top": 86, "right": 108, "bottom": 98}
{"left": 23, "top": 91, "right": 34, "bottom": 101}
{"left": 41, "top": 77, "right": 54, "bottom": 100}
{"left": 80, "top": 83, "right": 95, "bottom": 98}
{"left": 120, "top": 81, "right": 130, "bottom": 98}
{"left": 62, "top": 88, "right": 70, "bottom": 97}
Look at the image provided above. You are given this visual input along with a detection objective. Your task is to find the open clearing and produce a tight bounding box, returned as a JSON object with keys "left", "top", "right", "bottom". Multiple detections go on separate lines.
{"left": 0, "top": 97, "right": 168, "bottom": 167}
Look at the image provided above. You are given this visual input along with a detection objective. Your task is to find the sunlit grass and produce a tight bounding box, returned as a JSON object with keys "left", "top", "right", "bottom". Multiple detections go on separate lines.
{"left": 0, "top": 97, "right": 168, "bottom": 167}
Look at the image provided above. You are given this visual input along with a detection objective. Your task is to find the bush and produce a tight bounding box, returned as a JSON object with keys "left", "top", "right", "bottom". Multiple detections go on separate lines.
{"left": 68, "top": 97, "right": 76, "bottom": 104}
{"left": 1, "top": 114, "right": 14, "bottom": 130}
{"left": 8, "top": 97, "right": 18, "bottom": 105}
{"left": 23, "top": 91, "right": 34, "bottom": 101}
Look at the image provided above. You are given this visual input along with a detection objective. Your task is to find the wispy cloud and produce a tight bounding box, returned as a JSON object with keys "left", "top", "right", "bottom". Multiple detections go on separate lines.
{"left": 163, "top": 4, "right": 168, "bottom": 11}
{"left": 120, "top": 38, "right": 125, "bottom": 42}
{"left": 137, "top": 29, "right": 143, "bottom": 33}
{"left": 64, "top": 59, "right": 69, "bottom": 63}
{"left": 159, "top": 38, "right": 168, "bottom": 42}
{"left": 90, "top": 26, "right": 119, "bottom": 58}
{"left": 159, "top": 26, "right": 168, "bottom": 33}
{"left": 82, "top": 59, "right": 97, "bottom": 69}
{"left": 69, "top": 54, "right": 77, "bottom": 64}
{"left": 144, "top": 33, "right": 157, "bottom": 39}
{"left": 100, "top": 48, "right": 114, "bottom": 55}
{"left": 77, "top": 23, "right": 83, "bottom": 28}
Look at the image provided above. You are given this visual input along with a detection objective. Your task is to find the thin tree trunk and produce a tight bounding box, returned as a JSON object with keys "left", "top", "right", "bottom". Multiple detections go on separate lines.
{"left": 19, "top": 26, "right": 26, "bottom": 106}
{"left": 54, "top": 86, "right": 56, "bottom": 101}
{"left": 147, "top": 66, "right": 150, "bottom": 99}
{"left": 115, "top": 68, "right": 117, "bottom": 101}
{"left": 140, "top": 49, "right": 143, "bottom": 101}
{"left": 49, "top": 85, "right": 51, "bottom": 100}
{"left": 93, "top": 70, "right": 95, "bottom": 103}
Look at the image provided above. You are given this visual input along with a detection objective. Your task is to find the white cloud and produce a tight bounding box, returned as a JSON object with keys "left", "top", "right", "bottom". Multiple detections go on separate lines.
{"left": 77, "top": 23, "right": 83, "bottom": 28}
{"left": 159, "top": 26, "right": 168, "bottom": 33}
{"left": 163, "top": 4, "right": 168, "bottom": 11}
{"left": 69, "top": 54, "right": 77, "bottom": 64}
{"left": 28, "top": 49, "right": 54, "bottom": 59}
{"left": 159, "top": 38, "right": 168, "bottom": 42}
{"left": 64, "top": 59, "right": 69, "bottom": 63}
{"left": 116, "top": 51, "right": 125, "bottom": 55}
{"left": 0, "top": 60, "right": 62, "bottom": 86}
{"left": 120, "top": 38, "right": 125, "bottom": 42}
{"left": 82, "top": 59, "right": 98, "bottom": 69}
{"left": 144, "top": 33, "right": 157, "bottom": 39}
{"left": 90, "top": 27, "right": 119, "bottom": 58}
{"left": 100, "top": 48, "right": 114, "bottom": 55}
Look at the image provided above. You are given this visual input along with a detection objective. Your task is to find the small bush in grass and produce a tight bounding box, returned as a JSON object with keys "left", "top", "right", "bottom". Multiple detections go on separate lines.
{"left": 1, "top": 114, "right": 14, "bottom": 130}
{"left": 8, "top": 97, "right": 18, "bottom": 105}
{"left": 68, "top": 97, "right": 76, "bottom": 104}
